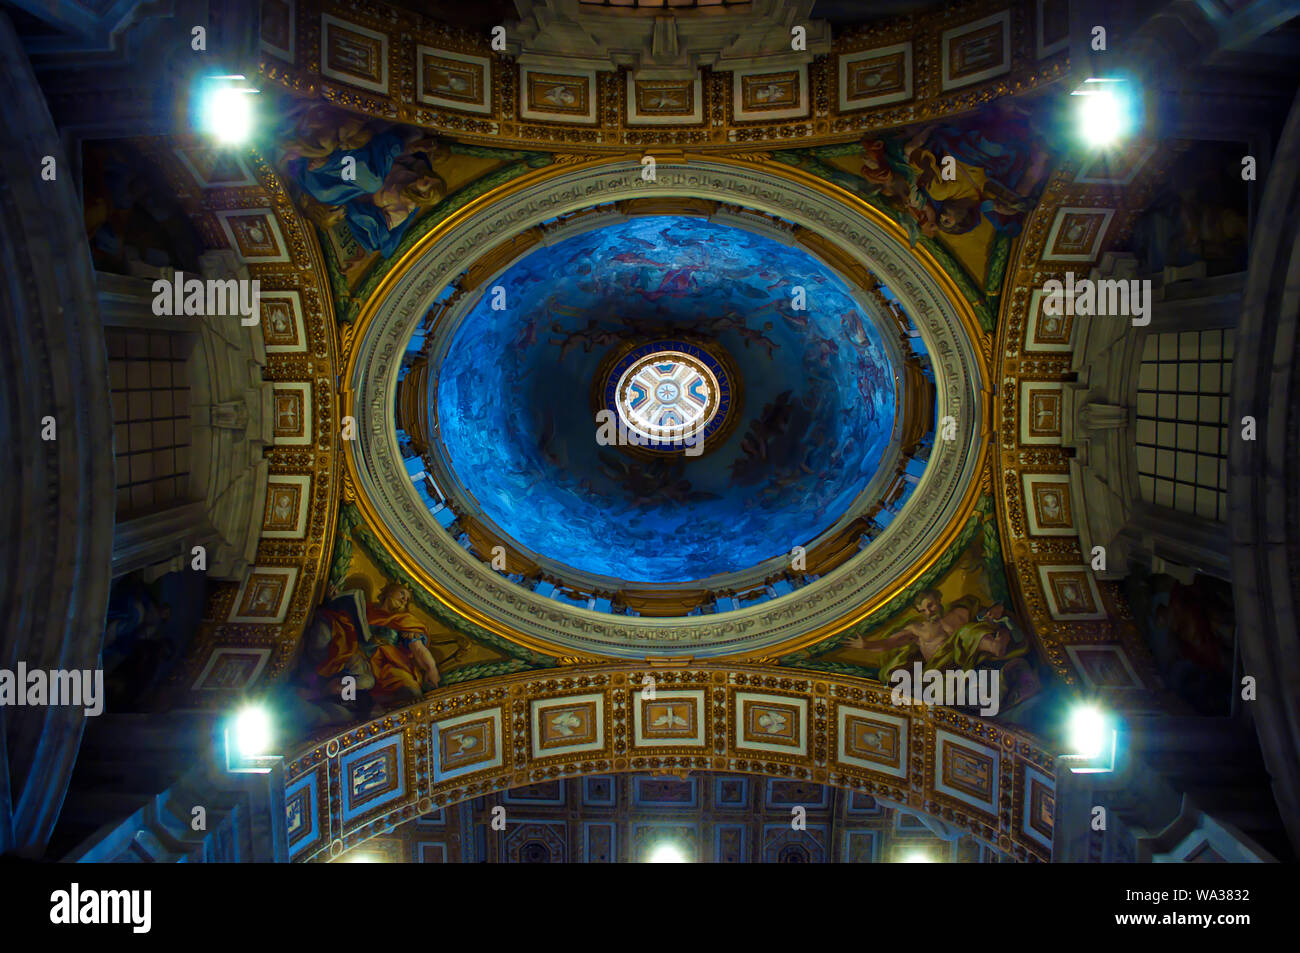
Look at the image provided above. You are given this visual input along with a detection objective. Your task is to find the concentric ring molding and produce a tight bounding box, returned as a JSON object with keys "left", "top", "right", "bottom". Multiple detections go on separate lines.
{"left": 424, "top": 209, "right": 910, "bottom": 596}
{"left": 344, "top": 156, "right": 989, "bottom": 660}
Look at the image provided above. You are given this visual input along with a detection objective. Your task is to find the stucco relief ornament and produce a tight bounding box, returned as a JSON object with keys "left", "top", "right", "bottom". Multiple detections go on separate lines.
{"left": 346, "top": 157, "right": 987, "bottom": 658}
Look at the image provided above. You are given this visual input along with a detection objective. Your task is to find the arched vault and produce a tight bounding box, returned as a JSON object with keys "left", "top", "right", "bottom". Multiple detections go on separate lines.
{"left": 283, "top": 662, "right": 1057, "bottom": 862}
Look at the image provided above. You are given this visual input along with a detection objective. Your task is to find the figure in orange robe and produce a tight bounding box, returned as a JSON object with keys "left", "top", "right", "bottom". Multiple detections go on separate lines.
{"left": 314, "top": 583, "right": 441, "bottom": 703}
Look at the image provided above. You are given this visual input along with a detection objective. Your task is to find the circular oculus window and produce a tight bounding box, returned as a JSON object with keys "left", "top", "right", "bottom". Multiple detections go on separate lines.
{"left": 615, "top": 349, "right": 720, "bottom": 444}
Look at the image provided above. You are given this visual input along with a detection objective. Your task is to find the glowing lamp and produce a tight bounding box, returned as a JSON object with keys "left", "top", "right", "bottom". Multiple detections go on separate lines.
{"left": 646, "top": 842, "right": 687, "bottom": 863}
{"left": 1062, "top": 703, "right": 1119, "bottom": 774}
{"left": 198, "top": 75, "right": 259, "bottom": 145}
{"left": 223, "top": 704, "right": 279, "bottom": 774}
{"left": 1071, "top": 78, "right": 1136, "bottom": 148}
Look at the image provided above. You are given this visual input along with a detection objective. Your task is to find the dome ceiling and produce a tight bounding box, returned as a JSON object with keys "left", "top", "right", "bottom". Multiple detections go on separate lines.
{"left": 346, "top": 155, "right": 986, "bottom": 658}
{"left": 432, "top": 215, "right": 897, "bottom": 584}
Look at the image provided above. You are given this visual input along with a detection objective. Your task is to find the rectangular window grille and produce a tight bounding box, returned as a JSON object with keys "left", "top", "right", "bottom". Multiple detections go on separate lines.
{"left": 106, "top": 330, "right": 193, "bottom": 519}
{"left": 1133, "top": 329, "right": 1233, "bottom": 521}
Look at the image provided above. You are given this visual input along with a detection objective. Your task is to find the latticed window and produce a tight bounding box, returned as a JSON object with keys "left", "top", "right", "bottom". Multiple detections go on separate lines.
{"left": 106, "top": 329, "right": 193, "bottom": 519}
{"left": 1134, "top": 329, "right": 1234, "bottom": 521}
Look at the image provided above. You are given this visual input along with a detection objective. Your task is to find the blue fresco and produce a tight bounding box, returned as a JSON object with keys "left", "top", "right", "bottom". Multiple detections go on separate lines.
{"left": 431, "top": 216, "right": 896, "bottom": 583}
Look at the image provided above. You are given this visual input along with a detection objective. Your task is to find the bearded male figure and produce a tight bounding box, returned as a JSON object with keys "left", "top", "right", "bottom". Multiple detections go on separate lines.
{"left": 302, "top": 582, "right": 441, "bottom": 707}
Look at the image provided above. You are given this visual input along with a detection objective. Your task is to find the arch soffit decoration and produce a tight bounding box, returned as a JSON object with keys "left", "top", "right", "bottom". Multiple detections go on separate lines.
{"left": 257, "top": 0, "right": 1069, "bottom": 155}
{"left": 283, "top": 663, "right": 1057, "bottom": 863}
{"left": 990, "top": 136, "right": 1211, "bottom": 691}
{"left": 341, "top": 155, "right": 991, "bottom": 661}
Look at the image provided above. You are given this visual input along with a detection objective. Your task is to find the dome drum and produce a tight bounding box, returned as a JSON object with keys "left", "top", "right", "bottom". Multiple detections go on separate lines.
{"left": 345, "top": 157, "right": 988, "bottom": 659}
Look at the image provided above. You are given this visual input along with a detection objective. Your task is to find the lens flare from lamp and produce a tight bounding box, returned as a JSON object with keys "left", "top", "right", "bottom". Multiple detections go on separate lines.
{"left": 199, "top": 76, "right": 258, "bottom": 145}
{"left": 1067, "top": 704, "right": 1108, "bottom": 759}
{"left": 1072, "top": 79, "right": 1134, "bottom": 148}
{"left": 647, "top": 842, "right": 687, "bottom": 863}
{"left": 234, "top": 705, "right": 272, "bottom": 758}
{"left": 901, "top": 850, "right": 933, "bottom": 863}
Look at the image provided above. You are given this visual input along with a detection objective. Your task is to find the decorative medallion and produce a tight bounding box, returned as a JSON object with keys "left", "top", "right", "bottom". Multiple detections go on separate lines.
{"left": 596, "top": 338, "right": 740, "bottom": 457}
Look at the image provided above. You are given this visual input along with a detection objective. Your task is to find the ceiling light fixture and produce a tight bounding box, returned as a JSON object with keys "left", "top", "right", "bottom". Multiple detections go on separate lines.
{"left": 198, "top": 74, "right": 259, "bottom": 145}
{"left": 646, "top": 842, "right": 688, "bottom": 863}
{"left": 1071, "top": 78, "right": 1136, "bottom": 148}
{"left": 1062, "top": 703, "right": 1119, "bottom": 773}
{"left": 223, "top": 704, "right": 279, "bottom": 774}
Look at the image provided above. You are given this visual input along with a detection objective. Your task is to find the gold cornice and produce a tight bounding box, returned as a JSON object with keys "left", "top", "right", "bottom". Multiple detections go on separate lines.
{"left": 265, "top": 0, "right": 1069, "bottom": 156}
{"left": 338, "top": 151, "right": 992, "bottom": 662}
{"left": 287, "top": 661, "right": 1058, "bottom": 864}
{"left": 290, "top": 167, "right": 346, "bottom": 615}
{"left": 340, "top": 153, "right": 993, "bottom": 379}
{"left": 731, "top": 435, "right": 993, "bottom": 662}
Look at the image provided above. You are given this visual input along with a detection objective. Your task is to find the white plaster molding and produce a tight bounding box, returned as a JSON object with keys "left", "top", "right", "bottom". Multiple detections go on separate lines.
{"left": 348, "top": 158, "right": 986, "bottom": 658}
{"left": 508, "top": 0, "right": 830, "bottom": 77}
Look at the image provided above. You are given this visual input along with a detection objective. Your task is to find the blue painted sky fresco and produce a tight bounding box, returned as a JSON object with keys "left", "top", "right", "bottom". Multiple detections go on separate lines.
{"left": 433, "top": 216, "right": 895, "bottom": 583}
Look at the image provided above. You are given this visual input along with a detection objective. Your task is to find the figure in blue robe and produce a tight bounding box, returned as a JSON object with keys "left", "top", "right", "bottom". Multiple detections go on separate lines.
{"left": 287, "top": 128, "right": 405, "bottom": 207}
{"left": 287, "top": 129, "right": 436, "bottom": 256}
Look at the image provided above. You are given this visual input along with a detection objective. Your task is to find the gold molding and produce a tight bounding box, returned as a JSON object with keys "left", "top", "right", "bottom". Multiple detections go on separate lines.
{"left": 991, "top": 138, "right": 1185, "bottom": 696}
{"left": 285, "top": 661, "right": 1057, "bottom": 864}
{"left": 128, "top": 137, "right": 345, "bottom": 698}
{"left": 263, "top": 0, "right": 1068, "bottom": 155}
{"left": 336, "top": 152, "right": 992, "bottom": 662}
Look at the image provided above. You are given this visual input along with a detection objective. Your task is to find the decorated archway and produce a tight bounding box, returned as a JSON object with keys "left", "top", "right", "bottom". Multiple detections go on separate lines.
{"left": 283, "top": 663, "right": 1057, "bottom": 863}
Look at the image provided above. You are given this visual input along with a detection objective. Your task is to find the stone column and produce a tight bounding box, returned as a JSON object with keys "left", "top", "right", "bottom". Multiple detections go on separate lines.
{"left": 1229, "top": 83, "right": 1300, "bottom": 856}
{"left": 0, "top": 13, "right": 115, "bottom": 857}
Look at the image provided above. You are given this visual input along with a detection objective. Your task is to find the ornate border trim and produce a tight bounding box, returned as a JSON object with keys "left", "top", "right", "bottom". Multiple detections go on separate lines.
{"left": 992, "top": 138, "right": 1182, "bottom": 689}
{"left": 260, "top": 0, "right": 1067, "bottom": 153}
{"left": 138, "top": 139, "right": 344, "bottom": 701}
{"left": 284, "top": 662, "right": 1057, "bottom": 863}
{"left": 342, "top": 154, "right": 990, "bottom": 659}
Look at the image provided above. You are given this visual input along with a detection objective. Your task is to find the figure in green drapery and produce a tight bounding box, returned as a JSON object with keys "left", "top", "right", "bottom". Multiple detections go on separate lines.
{"left": 844, "top": 588, "right": 1027, "bottom": 684}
